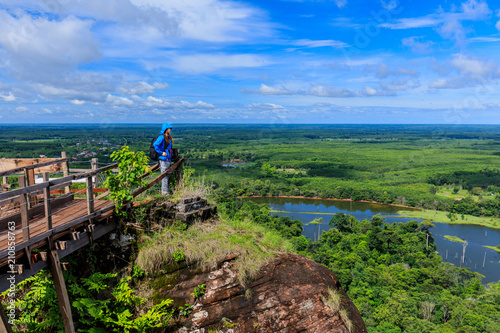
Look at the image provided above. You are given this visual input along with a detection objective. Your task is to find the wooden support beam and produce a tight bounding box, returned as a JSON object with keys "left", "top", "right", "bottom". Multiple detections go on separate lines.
{"left": 0, "top": 302, "right": 13, "bottom": 333}
{"left": 0, "top": 220, "right": 116, "bottom": 293}
{"left": 0, "top": 203, "right": 115, "bottom": 259}
{"left": 49, "top": 250, "right": 75, "bottom": 333}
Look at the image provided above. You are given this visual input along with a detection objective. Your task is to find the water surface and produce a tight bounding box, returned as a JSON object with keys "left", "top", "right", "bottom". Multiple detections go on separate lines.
{"left": 247, "top": 197, "right": 500, "bottom": 284}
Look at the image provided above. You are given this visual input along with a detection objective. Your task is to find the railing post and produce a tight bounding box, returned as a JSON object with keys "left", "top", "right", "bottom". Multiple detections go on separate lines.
{"left": 61, "top": 152, "right": 70, "bottom": 194}
{"left": 43, "top": 172, "right": 52, "bottom": 231}
{"left": 91, "top": 158, "right": 98, "bottom": 187}
{"left": 18, "top": 175, "right": 31, "bottom": 269}
{"left": 43, "top": 172, "right": 54, "bottom": 251}
{"left": 18, "top": 176, "right": 29, "bottom": 243}
{"left": 1, "top": 177, "right": 7, "bottom": 192}
{"left": 86, "top": 176, "right": 94, "bottom": 215}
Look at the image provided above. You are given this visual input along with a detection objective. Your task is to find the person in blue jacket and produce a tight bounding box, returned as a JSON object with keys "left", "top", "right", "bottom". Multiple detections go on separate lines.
{"left": 153, "top": 123, "right": 173, "bottom": 195}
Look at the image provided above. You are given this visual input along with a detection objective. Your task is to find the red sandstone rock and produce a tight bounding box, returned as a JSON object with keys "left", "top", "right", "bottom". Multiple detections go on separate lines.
{"left": 162, "top": 253, "right": 367, "bottom": 333}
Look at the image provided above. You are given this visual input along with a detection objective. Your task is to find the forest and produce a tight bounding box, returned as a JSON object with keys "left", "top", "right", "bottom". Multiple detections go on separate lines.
{"left": 219, "top": 199, "right": 500, "bottom": 333}
{"left": 1, "top": 124, "right": 500, "bottom": 332}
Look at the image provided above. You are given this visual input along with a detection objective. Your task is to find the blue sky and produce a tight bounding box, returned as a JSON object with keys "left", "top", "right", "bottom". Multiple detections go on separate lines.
{"left": 0, "top": 0, "right": 500, "bottom": 124}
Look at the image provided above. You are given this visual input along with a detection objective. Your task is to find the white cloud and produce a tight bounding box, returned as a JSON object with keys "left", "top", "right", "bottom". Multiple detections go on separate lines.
{"left": 468, "top": 36, "right": 500, "bottom": 42}
{"left": 165, "top": 53, "right": 270, "bottom": 74}
{"left": 241, "top": 84, "right": 296, "bottom": 95}
{"left": 106, "top": 94, "right": 134, "bottom": 106}
{"left": 380, "top": 0, "right": 491, "bottom": 44}
{"left": 334, "top": 0, "right": 347, "bottom": 9}
{"left": 245, "top": 103, "right": 284, "bottom": 109}
{"left": 42, "top": 108, "right": 53, "bottom": 114}
{"left": 144, "top": 96, "right": 214, "bottom": 109}
{"left": 372, "top": 63, "right": 418, "bottom": 79}
{"left": 117, "top": 81, "right": 168, "bottom": 95}
{"left": 402, "top": 36, "right": 434, "bottom": 54}
{"left": 242, "top": 83, "right": 395, "bottom": 97}
{"left": 380, "top": 17, "right": 441, "bottom": 29}
{"left": 35, "top": 81, "right": 109, "bottom": 102}
{"left": 429, "top": 53, "right": 500, "bottom": 89}
{"left": 451, "top": 53, "right": 494, "bottom": 78}
{"left": 16, "top": 106, "right": 28, "bottom": 112}
{"left": 153, "top": 82, "right": 169, "bottom": 90}
{"left": 0, "top": 10, "right": 100, "bottom": 79}
{"left": 293, "top": 39, "right": 349, "bottom": 49}
{"left": 0, "top": 92, "right": 15, "bottom": 102}
{"left": 496, "top": 10, "right": 500, "bottom": 31}
{"left": 380, "top": 0, "right": 398, "bottom": 11}
{"left": 0, "top": 0, "right": 273, "bottom": 43}
{"left": 70, "top": 100, "right": 86, "bottom": 105}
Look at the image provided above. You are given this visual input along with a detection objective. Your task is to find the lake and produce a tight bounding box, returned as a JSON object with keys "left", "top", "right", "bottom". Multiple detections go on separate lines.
{"left": 247, "top": 197, "right": 500, "bottom": 284}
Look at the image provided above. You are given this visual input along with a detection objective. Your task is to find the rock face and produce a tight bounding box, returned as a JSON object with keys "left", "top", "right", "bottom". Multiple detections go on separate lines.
{"left": 162, "top": 253, "right": 366, "bottom": 333}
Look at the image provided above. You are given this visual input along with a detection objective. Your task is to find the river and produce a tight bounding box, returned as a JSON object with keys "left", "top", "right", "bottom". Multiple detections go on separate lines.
{"left": 247, "top": 197, "right": 500, "bottom": 284}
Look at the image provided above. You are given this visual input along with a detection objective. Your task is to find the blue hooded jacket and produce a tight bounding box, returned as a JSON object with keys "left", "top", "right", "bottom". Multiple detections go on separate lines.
{"left": 153, "top": 123, "right": 173, "bottom": 161}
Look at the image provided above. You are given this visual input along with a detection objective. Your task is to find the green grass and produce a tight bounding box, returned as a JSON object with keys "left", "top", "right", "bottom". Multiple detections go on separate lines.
{"left": 398, "top": 209, "right": 500, "bottom": 229}
{"left": 484, "top": 245, "right": 500, "bottom": 253}
{"left": 436, "top": 186, "right": 495, "bottom": 202}
{"left": 135, "top": 217, "right": 294, "bottom": 285}
{"left": 444, "top": 235, "right": 467, "bottom": 243}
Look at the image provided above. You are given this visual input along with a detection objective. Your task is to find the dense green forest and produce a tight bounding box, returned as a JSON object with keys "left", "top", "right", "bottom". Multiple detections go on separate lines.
{"left": 1, "top": 125, "right": 499, "bottom": 216}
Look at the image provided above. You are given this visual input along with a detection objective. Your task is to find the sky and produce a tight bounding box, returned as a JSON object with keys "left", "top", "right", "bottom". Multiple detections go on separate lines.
{"left": 0, "top": 0, "right": 500, "bottom": 124}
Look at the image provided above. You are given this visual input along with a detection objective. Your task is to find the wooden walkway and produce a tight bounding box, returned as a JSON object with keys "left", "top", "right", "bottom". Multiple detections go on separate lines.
{"left": 0, "top": 154, "right": 185, "bottom": 333}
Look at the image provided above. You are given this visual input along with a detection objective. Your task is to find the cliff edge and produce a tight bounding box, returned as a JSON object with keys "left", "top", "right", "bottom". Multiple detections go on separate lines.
{"left": 158, "top": 253, "right": 366, "bottom": 333}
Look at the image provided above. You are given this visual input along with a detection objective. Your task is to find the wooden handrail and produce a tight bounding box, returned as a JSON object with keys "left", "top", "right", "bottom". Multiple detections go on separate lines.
{"left": 0, "top": 163, "right": 118, "bottom": 201}
{"left": 0, "top": 158, "right": 70, "bottom": 178}
{"left": 132, "top": 158, "right": 185, "bottom": 198}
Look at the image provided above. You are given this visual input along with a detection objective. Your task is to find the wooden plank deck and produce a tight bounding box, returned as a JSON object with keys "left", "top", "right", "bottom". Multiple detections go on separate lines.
{"left": 0, "top": 198, "right": 113, "bottom": 269}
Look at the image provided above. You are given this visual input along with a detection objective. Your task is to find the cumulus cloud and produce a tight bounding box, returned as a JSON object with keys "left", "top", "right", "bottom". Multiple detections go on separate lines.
{"left": 16, "top": 106, "right": 28, "bottom": 112}
{"left": 241, "top": 84, "right": 296, "bottom": 95}
{"left": 0, "top": 0, "right": 273, "bottom": 43}
{"left": 106, "top": 94, "right": 134, "bottom": 106}
{"left": 0, "top": 92, "right": 15, "bottom": 102}
{"left": 70, "top": 100, "right": 86, "bottom": 105}
{"left": 402, "top": 36, "right": 434, "bottom": 54}
{"left": 380, "top": 0, "right": 491, "bottom": 44}
{"left": 117, "top": 81, "right": 169, "bottom": 95}
{"left": 0, "top": 10, "right": 101, "bottom": 79}
{"left": 429, "top": 53, "right": 500, "bottom": 89}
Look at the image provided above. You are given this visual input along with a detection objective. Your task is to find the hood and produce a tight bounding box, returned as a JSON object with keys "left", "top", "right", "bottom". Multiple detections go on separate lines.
{"left": 160, "top": 123, "right": 173, "bottom": 134}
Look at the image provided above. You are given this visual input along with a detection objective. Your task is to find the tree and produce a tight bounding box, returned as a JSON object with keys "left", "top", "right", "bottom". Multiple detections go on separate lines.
{"left": 104, "top": 146, "right": 151, "bottom": 216}
{"left": 329, "top": 213, "right": 356, "bottom": 233}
